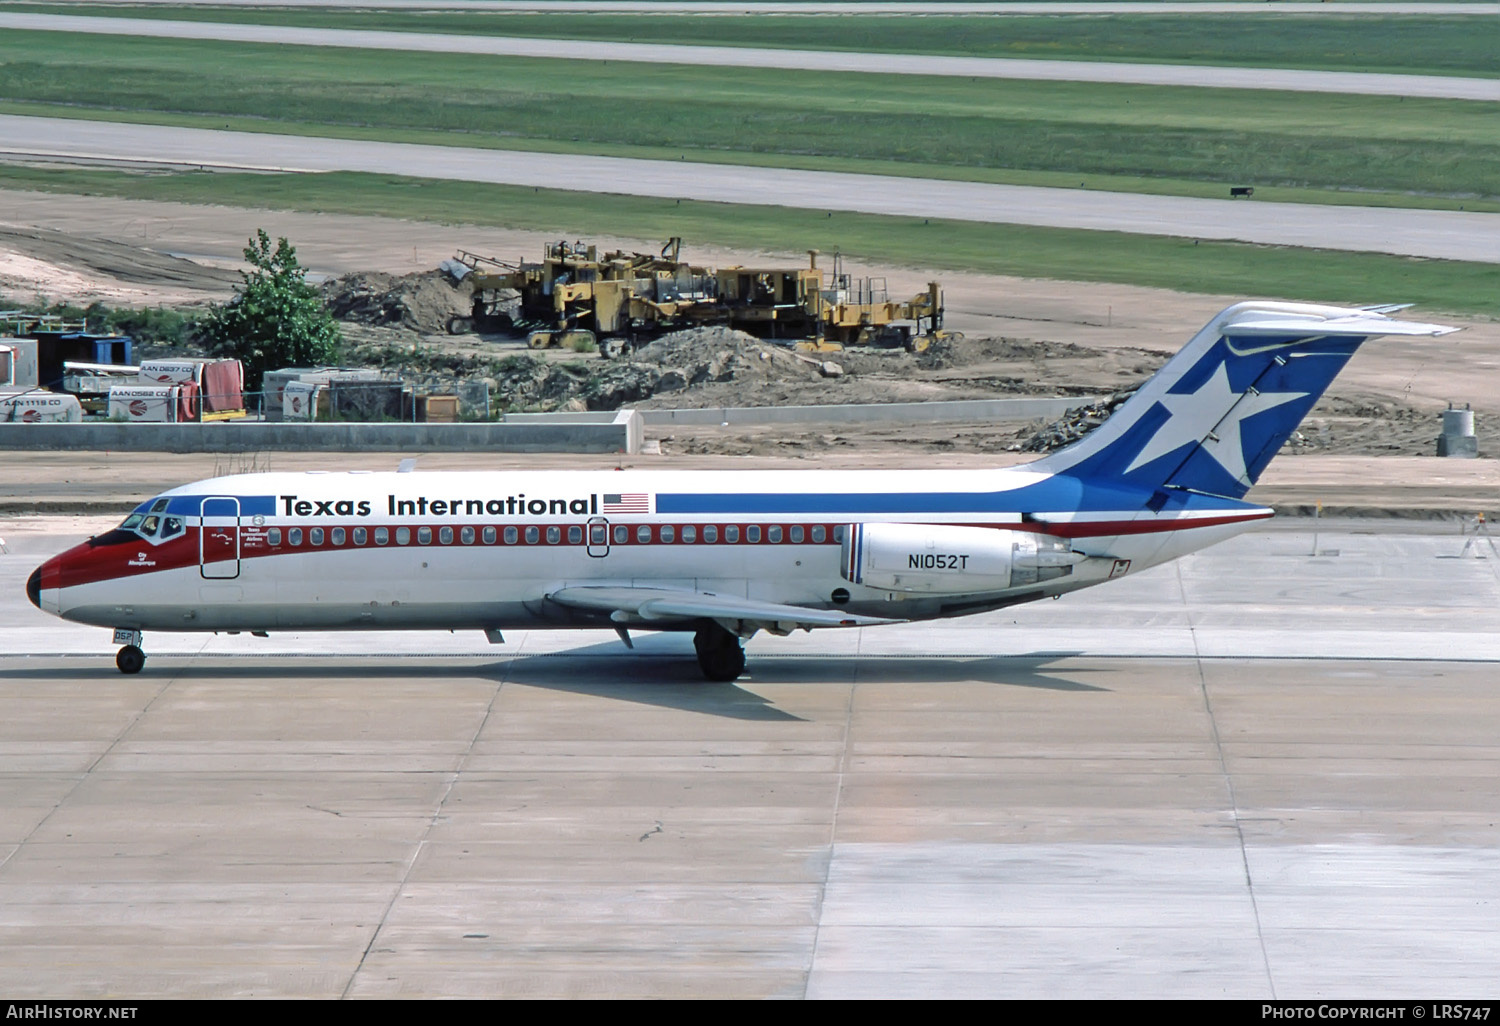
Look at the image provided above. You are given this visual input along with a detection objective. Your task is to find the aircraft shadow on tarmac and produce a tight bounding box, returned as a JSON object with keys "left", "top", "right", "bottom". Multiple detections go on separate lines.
{"left": 0, "top": 647, "right": 1106, "bottom": 720}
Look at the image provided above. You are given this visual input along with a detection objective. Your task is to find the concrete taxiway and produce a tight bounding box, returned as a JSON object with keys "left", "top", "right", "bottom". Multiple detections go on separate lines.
{"left": 1, "top": 517, "right": 1497, "bottom": 997}
{"left": 5, "top": 115, "right": 1499, "bottom": 264}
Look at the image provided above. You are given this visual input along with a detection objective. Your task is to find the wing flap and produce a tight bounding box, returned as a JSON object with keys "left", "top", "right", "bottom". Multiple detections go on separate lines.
{"left": 548, "top": 586, "right": 898, "bottom": 630}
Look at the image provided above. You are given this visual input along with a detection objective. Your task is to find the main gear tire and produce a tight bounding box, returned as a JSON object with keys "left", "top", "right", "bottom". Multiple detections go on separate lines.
{"left": 693, "top": 625, "right": 746, "bottom": 682}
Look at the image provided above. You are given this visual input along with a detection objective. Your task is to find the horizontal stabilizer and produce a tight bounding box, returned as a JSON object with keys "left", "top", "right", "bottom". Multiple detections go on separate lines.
{"left": 1222, "top": 313, "right": 1457, "bottom": 338}
{"left": 548, "top": 585, "right": 898, "bottom": 632}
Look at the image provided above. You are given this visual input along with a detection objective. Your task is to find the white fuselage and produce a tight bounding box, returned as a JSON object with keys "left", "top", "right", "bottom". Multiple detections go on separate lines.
{"left": 36, "top": 465, "right": 1268, "bottom": 636}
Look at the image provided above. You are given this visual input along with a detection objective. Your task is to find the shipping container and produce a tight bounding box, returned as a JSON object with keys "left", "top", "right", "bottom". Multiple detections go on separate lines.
{"left": 0, "top": 389, "right": 84, "bottom": 423}
{"left": 108, "top": 384, "right": 180, "bottom": 423}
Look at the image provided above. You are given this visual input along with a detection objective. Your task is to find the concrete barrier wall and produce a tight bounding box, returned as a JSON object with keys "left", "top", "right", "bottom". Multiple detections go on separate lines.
{"left": 634, "top": 396, "right": 1096, "bottom": 427}
{"left": 0, "top": 398, "right": 1079, "bottom": 453}
{"left": 0, "top": 409, "right": 641, "bottom": 454}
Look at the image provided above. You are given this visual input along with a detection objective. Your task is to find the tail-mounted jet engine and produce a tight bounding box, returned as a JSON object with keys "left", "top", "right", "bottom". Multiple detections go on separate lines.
{"left": 841, "top": 523, "right": 1083, "bottom": 594}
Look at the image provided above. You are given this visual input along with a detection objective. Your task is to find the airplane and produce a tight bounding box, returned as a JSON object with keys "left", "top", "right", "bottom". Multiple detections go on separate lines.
{"left": 27, "top": 301, "right": 1456, "bottom": 681}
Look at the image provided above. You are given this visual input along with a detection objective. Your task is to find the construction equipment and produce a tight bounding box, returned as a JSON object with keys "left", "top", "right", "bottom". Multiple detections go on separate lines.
{"left": 446, "top": 239, "right": 947, "bottom": 355}
{"left": 446, "top": 238, "right": 720, "bottom": 348}
{"left": 717, "top": 251, "right": 944, "bottom": 351}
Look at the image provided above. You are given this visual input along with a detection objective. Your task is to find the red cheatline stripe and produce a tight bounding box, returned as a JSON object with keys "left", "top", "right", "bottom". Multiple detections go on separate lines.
{"left": 52, "top": 512, "right": 1268, "bottom": 588}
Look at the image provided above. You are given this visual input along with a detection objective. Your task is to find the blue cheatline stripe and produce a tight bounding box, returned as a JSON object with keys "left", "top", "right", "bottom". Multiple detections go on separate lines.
{"left": 654, "top": 478, "right": 1243, "bottom": 516}
{"left": 144, "top": 495, "right": 278, "bottom": 517}
{"left": 656, "top": 491, "right": 1043, "bottom": 515}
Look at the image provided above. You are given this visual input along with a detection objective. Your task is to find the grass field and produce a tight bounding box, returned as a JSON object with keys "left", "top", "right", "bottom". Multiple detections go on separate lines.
{"left": 10, "top": 6, "right": 1498, "bottom": 77}
{"left": 3, "top": 30, "right": 1496, "bottom": 203}
{"left": 3, "top": 164, "right": 1494, "bottom": 318}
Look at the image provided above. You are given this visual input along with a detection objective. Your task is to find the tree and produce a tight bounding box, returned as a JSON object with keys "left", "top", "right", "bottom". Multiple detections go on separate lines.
{"left": 200, "top": 230, "right": 341, "bottom": 402}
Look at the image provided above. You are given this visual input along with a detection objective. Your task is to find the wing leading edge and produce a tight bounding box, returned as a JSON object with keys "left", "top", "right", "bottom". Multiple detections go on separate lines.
{"left": 547, "top": 586, "right": 900, "bottom": 636}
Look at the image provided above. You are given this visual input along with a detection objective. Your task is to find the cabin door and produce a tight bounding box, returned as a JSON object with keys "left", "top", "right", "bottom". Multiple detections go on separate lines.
{"left": 586, "top": 516, "right": 610, "bottom": 558}
{"left": 200, "top": 496, "right": 241, "bottom": 579}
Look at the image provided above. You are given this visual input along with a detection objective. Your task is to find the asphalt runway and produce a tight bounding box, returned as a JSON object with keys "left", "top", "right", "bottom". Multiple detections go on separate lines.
{"left": 6, "top": 12, "right": 1497, "bottom": 101}
{"left": 6, "top": 115, "right": 1498, "bottom": 264}
{"left": 2, "top": 518, "right": 1498, "bottom": 997}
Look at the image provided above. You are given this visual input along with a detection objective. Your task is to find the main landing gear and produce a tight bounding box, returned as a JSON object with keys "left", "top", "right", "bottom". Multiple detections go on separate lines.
{"left": 113, "top": 629, "right": 145, "bottom": 674}
{"left": 693, "top": 623, "right": 746, "bottom": 682}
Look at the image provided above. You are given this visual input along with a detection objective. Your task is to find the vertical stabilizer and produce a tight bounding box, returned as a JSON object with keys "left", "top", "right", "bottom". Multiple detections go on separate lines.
{"left": 1027, "top": 302, "right": 1456, "bottom": 500}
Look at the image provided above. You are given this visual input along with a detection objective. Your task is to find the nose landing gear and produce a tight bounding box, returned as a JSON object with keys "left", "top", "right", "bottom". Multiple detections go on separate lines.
{"left": 112, "top": 629, "right": 145, "bottom": 674}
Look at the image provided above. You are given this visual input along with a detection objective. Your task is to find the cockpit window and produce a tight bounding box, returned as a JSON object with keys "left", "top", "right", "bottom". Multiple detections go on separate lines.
{"left": 151, "top": 498, "right": 170, "bottom": 513}
{"left": 93, "top": 511, "right": 152, "bottom": 547}
{"left": 141, "top": 515, "right": 161, "bottom": 536}
{"left": 160, "top": 517, "right": 184, "bottom": 541}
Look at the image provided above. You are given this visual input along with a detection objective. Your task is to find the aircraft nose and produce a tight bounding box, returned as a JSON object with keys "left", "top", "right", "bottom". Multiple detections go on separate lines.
{"left": 27, "top": 566, "right": 42, "bottom": 609}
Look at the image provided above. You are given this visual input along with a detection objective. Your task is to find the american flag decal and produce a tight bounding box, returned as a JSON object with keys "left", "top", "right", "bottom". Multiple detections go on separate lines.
{"left": 602, "top": 492, "right": 651, "bottom": 514}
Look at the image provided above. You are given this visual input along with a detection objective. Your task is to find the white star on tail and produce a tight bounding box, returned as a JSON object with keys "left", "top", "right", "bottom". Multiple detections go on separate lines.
{"left": 1125, "top": 361, "right": 1308, "bottom": 486}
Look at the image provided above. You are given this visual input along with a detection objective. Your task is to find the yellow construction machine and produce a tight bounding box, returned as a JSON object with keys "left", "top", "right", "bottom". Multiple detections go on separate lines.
{"left": 448, "top": 238, "right": 721, "bottom": 353}
{"left": 716, "top": 251, "right": 945, "bottom": 352}
{"left": 447, "top": 240, "right": 949, "bottom": 356}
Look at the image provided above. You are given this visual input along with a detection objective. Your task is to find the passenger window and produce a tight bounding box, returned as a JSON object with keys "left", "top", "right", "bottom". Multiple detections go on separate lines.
{"left": 568, "top": 525, "right": 582, "bottom": 544}
{"left": 725, "top": 525, "right": 739, "bottom": 543}
{"left": 332, "top": 528, "right": 346, "bottom": 546}
{"left": 747, "top": 525, "right": 761, "bottom": 543}
{"left": 546, "top": 526, "right": 560, "bottom": 544}
{"left": 353, "top": 528, "right": 367, "bottom": 546}
{"left": 637, "top": 525, "right": 651, "bottom": 544}
{"left": 768, "top": 525, "right": 782, "bottom": 543}
{"left": 834, "top": 525, "right": 845, "bottom": 543}
{"left": 289, "top": 527, "right": 303, "bottom": 546}
{"left": 374, "top": 527, "right": 388, "bottom": 546}
{"left": 417, "top": 527, "right": 432, "bottom": 545}
{"left": 483, "top": 526, "right": 496, "bottom": 544}
{"left": 811, "top": 525, "right": 825, "bottom": 544}
{"left": 267, "top": 527, "right": 282, "bottom": 545}
{"left": 703, "top": 525, "right": 717, "bottom": 543}
{"left": 660, "top": 525, "right": 675, "bottom": 543}
{"left": 396, "top": 527, "right": 410, "bottom": 545}
{"left": 505, "top": 526, "right": 518, "bottom": 545}
{"left": 525, "top": 526, "right": 538, "bottom": 544}
{"left": 614, "top": 524, "right": 629, "bottom": 544}
{"left": 461, "top": 527, "right": 475, "bottom": 545}
{"left": 310, "top": 527, "right": 324, "bottom": 546}
{"left": 790, "top": 525, "right": 804, "bottom": 544}
{"left": 440, "top": 526, "right": 454, "bottom": 545}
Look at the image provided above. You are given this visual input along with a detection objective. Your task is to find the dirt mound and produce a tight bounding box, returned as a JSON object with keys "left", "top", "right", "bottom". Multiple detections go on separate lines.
{"left": 631, "top": 326, "right": 826, "bottom": 384}
{"left": 322, "top": 270, "right": 471, "bottom": 334}
{"left": 476, "top": 327, "right": 839, "bottom": 412}
{"left": 1019, "top": 391, "right": 1136, "bottom": 452}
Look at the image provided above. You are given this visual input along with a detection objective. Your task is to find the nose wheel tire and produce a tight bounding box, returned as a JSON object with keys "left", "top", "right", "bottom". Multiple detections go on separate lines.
{"left": 116, "top": 645, "right": 146, "bottom": 675}
{"left": 693, "top": 624, "right": 746, "bottom": 682}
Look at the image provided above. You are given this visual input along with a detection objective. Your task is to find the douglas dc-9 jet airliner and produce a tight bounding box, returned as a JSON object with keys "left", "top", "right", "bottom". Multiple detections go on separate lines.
{"left": 28, "top": 302, "right": 1455, "bottom": 680}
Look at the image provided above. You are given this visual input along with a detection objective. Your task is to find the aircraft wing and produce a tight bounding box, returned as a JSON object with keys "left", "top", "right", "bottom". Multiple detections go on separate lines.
{"left": 547, "top": 586, "right": 899, "bottom": 635}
